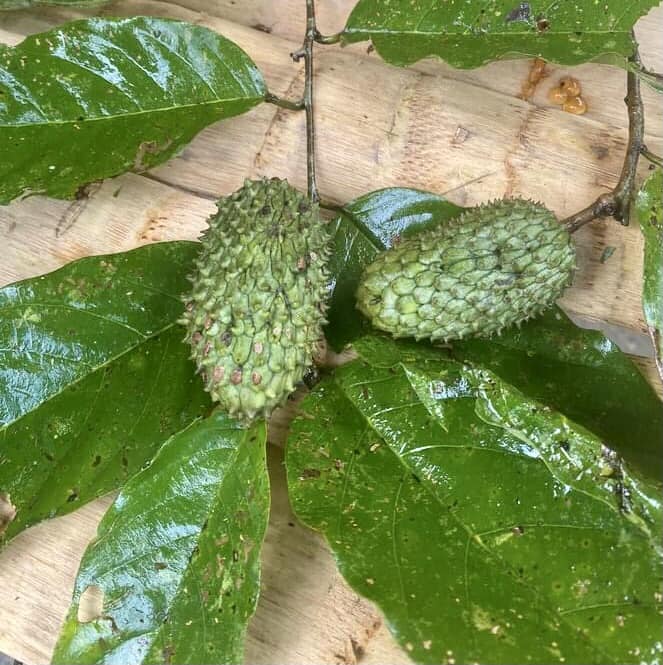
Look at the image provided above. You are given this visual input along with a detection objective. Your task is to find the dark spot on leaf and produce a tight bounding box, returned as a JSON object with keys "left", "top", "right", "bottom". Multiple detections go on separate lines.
{"left": 506, "top": 2, "right": 530, "bottom": 23}
{"left": 92, "top": 455, "right": 102, "bottom": 467}
{"left": 536, "top": 16, "right": 550, "bottom": 31}
{"left": 301, "top": 468, "right": 321, "bottom": 480}
{"left": 162, "top": 645, "right": 175, "bottom": 664}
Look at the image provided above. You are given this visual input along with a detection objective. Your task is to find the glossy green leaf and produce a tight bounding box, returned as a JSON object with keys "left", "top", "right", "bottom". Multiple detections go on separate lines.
{"left": 326, "top": 188, "right": 463, "bottom": 350}
{"left": 636, "top": 168, "right": 663, "bottom": 383}
{"left": 287, "top": 335, "right": 663, "bottom": 665}
{"left": 53, "top": 412, "right": 269, "bottom": 665}
{"left": 0, "top": 242, "right": 211, "bottom": 543}
{"left": 342, "top": 0, "right": 658, "bottom": 68}
{"left": 451, "top": 308, "right": 663, "bottom": 477}
{"left": 0, "top": 18, "right": 266, "bottom": 204}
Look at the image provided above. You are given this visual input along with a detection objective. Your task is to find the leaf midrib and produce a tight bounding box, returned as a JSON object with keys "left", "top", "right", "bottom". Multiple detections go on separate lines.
{"left": 1, "top": 94, "right": 263, "bottom": 129}
{"left": 344, "top": 26, "right": 635, "bottom": 38}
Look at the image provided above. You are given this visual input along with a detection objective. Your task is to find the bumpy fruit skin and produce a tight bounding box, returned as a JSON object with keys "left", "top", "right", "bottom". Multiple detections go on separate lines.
{"left": 356, "top": 199, "right": 575, "bottom": 342}
{"left": 181, "top": 178, "right": 330, "bottom": 423}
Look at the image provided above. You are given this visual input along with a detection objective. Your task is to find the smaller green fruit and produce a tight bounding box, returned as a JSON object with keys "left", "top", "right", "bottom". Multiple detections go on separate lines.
{"left": 356, "top": 199, "right": 575, "bottom": 342}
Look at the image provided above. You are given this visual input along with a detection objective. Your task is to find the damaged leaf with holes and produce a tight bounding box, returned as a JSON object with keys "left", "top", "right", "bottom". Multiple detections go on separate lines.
{"left": 0, "top": 17, "right": 266, "bottom": 203}
{"left": 286, "top": 335, "right": 663, "bottom": 665}
{"left": 342, "top": 0, "right": 660, "bottom": 68}
{"left": 53, "top": 412, "right": 270, "bottom": 665}
{"left": 0, "top": 242, "right": 211, "bottom": 544}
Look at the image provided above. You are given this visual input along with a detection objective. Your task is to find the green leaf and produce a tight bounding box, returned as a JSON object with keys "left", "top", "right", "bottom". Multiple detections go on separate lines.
{"left": 0, "top": 17, "right": 266, "bottom": 204}
{"left": 286, "top": 336, "right": 663, "bottom": 665}
{"left": 342, "top": 0, "right": 658, "bottom": 68}
{"left": 451, "top": 308, "right": 663, "bottom": 477}
{"left": 53, "top": 412, "right": 269, "bottom": 665}
{"left": 326, "top": 188, "right": 463, "bottom": 350}
{"left": 0, "top": 241, "right": 211, "bottom": 543}
{"left": 636, "top": 168, "right": 663, "bottom": 383}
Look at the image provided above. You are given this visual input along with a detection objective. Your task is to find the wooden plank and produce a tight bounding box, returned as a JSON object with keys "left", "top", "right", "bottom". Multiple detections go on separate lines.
{"left": 0, "top": 2, "right": 661, "bottom": 663}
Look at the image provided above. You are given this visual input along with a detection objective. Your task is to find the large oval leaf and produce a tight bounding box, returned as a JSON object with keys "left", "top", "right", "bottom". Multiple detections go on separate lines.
{"left": 342, "top": 0, "right": 659, "bottom": 68}
{"left": 0, "top": 242, "right": 211, "bottom": 543}
{"left": 636, "top": 168, "right": 663, "bottom": 382}
{"left": 0, "top": 17, "right": 266, "bottom": 203}
{"left": 53, "top": 413, "right": 269, "bottom": 665}
{"left": 287, "top": 335, "right": 663, "bottom": 665}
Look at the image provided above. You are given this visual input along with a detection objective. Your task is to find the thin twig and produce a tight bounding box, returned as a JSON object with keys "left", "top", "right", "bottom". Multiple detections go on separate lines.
{"left": 564, "top": 45, "right": 645, "bottom": 234}
{"left": 292, "top": 0, "right": 319, "bottom": 202}
{"left": 641, "top": 145, "right": 663, "bottom": 169}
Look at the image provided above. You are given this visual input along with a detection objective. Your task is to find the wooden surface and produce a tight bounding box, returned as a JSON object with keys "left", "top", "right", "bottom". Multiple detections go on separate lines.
{"left": 0, "top": 1, "right": 662, "bottom": 663}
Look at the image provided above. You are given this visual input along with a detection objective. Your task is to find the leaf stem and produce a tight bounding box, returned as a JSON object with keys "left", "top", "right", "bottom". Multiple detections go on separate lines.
{"left": 641, "top": 145, "right": 663, "bottom": 169}
{"left": 564, "top": 44, "right": 645, "bottom": 234}
{"left": 292, "top": 0, "right": 319, "bottom": 203}
{"left": 628, "top": 60, "right": 663, "bottom": 91}
{"left": 265, "top": 92, "right": 305, "bottom": 111}
{"left": 314, "top": 30, "right": 342, "bottom": 45}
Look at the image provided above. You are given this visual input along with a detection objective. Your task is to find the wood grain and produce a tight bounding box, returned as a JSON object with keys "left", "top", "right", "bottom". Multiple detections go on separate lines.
{"left": 0, "top": 1, "right": 661, "bottom": 663}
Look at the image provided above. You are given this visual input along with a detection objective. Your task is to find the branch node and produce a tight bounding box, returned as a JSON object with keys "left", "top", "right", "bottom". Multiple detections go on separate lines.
{"left": 290, "top": 48, "right": 306, "bottom": 63}
{"left": 563, "top": 42, "right": 644, "bottom": 234}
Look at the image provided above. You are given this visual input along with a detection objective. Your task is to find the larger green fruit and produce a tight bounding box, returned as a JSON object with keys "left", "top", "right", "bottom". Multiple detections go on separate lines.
{"left": 181, "top": 178, "right": 330, "bottom": 423}
{"left": 356, "top": 199, "right": 575, "bottom": 341}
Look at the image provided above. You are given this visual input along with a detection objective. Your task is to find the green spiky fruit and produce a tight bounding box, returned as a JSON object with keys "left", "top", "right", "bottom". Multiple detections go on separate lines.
{"left": 181, "top": 178, "right": 330, "bottom": 423}
{"left": 356, "top": 199, "right": 575, "bottom": 341}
